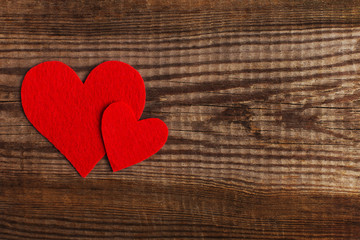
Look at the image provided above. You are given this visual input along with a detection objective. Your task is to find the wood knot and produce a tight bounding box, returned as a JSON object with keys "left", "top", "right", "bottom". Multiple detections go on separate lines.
{"left": 218, "top": 104, "right": 261, "bottom": 139}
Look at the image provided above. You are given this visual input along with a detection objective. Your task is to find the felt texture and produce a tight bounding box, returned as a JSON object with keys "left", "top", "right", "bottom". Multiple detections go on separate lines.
{"left": 21, "top": 61, "right": 146, "bottom": 177}
{"left": 101, "top": 102, "right": 168, "bottom": 172}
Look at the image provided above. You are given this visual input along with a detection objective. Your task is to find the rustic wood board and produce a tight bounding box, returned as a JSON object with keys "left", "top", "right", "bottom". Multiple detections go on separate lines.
{"left": 2, "top": 0, "right": 360, "bottom": 239}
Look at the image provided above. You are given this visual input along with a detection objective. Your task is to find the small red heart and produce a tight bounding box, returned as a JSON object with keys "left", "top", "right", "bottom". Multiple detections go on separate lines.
{"left": 101, "top": 102, "right": 168, "bottom": 172}
{"left": 21, "top": 61, "right": 145, "bottom": 177}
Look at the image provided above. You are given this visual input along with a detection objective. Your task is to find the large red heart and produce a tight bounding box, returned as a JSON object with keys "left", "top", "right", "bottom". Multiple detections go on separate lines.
{"left": 101, "top": 102, "right": 168, "bottom": 172}
{"left": 21, "top": 61, "right": 145, "bottom": 177}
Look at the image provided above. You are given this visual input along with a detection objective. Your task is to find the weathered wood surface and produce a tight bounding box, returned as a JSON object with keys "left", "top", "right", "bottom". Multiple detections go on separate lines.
{"left": 2, "top": 0, "right": 360, "bottom": 239}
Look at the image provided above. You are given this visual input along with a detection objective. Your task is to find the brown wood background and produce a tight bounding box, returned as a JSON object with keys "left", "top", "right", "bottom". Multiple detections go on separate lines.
{"left": 2, "top": 0, "right": 360, "bottom": 239}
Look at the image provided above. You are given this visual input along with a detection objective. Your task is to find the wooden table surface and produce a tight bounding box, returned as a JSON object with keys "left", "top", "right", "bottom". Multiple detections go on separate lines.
{"left": 2, "top": 0, "right": 360, "bottom": 239}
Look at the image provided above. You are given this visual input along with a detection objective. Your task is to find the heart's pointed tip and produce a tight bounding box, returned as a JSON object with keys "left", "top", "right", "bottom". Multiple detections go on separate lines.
{"left": 77, "top": 168, "right": 91, "bottom": 178}
{"left": 79, "top": 172, "right": 89, "bottom": 178}
{"left": 108, "top": 160, "right": 129, "bottom": 173}
{"left": 112, "top": 166, "right": 131, "bottom": 173}
{"left": 109, "top": 163, "right": 122, "bottom": 173}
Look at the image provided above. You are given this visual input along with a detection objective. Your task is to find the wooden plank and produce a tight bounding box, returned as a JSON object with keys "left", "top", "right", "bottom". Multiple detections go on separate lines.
{"left": 2, "top": 0, "right": 360, "bottom": 239}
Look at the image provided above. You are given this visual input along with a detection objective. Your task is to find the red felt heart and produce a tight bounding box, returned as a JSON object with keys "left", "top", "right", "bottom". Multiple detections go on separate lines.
{"left": 21, "top": 61, "right": 145, "bottom": 177}
{"left": 101, "top": 102, "right": 168, "bottom": 172}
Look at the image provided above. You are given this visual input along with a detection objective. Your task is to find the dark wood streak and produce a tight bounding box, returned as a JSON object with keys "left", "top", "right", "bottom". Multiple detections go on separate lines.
{"left": 3, "top": 0, "right": 360, "bottom": 239}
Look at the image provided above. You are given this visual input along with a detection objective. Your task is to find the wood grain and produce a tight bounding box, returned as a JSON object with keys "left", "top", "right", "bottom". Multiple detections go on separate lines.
{"left": 2, "top": 0, "right": 360, "bottom": 239}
